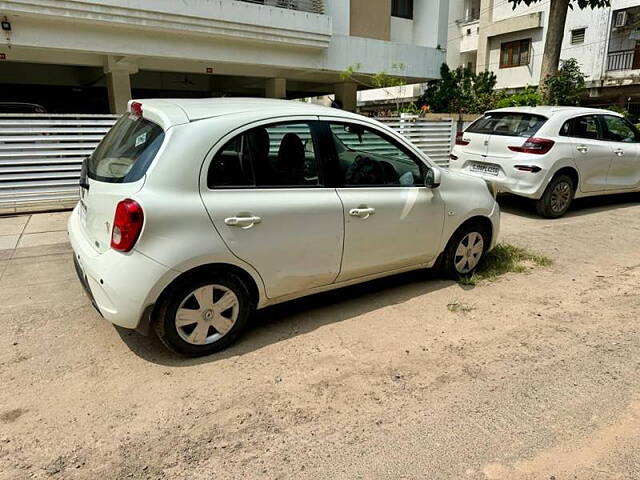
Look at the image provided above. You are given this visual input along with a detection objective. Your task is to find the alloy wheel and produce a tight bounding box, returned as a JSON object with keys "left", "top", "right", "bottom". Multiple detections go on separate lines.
{"left": 550, "top": 181, "right": 571, "bottom": 213}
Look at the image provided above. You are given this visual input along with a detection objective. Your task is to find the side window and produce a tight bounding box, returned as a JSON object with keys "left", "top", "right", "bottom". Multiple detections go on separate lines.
{"left": 560, "top": 115, "right": 600, "bottom": 140}
{"left": 208, "top": 122, "right": 320, "bottom": 188}
{"left": 329, "top": 123, "right": 424, "bottom": 187}
{"left": 601, "top": 115, "right": 638, "bottom": 143}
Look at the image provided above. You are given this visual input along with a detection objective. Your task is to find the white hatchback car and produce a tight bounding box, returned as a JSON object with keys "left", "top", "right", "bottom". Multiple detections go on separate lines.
{"left": 69, "top": 98, "right": 499, "bottom": 355}
{"left": 449, "top": 106, "right": 640, "bottom": 218}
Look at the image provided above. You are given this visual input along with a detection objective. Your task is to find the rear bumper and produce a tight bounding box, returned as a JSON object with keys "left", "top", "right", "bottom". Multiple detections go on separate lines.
{"left": 449, "top": 159, "right": 548, "bottom": 199}
{"left": 68, "top": 204, "right": 173, "bottom": 330}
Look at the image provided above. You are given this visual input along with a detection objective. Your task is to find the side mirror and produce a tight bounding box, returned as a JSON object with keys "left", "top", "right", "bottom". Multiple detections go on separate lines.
{"left": 425, "top": 167, "right": 441, "bottom": 188}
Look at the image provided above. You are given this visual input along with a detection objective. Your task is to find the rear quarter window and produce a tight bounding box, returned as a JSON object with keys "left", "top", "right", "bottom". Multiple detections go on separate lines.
{"left": 467, "top": 112, "right": 547, "bottom": 137}
{"left": 88, "top": 115, "right": 165, "bottom": 183}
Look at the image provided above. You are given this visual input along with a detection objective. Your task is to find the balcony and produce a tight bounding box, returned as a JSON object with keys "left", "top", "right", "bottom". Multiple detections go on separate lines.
{"left": 238, "top": 0, "right": 324, "bottom": 14}
{"left": 457, "top": 9, "right": 480, "bottom": 24}
{"left": 606, "top": 49, "right": 639, "bottom": 72}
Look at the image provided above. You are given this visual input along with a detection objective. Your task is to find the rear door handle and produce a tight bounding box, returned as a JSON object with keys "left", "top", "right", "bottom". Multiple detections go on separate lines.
{"left": 225, "top": 216, "right": 262, "bottom": 228}
{"left": 576, "top": 145, "right": 588, "bottom": 153}
{"left": 614, "top": 148, "right": 624, "bottom": 156}
{"left": 349, "top": 207, "right": 376, "bottom": 218}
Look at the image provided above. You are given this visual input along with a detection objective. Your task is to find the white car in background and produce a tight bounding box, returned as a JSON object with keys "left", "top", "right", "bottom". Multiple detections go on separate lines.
{"left": 449, "top": 106, "right": 640, "bottom": 218}
{"left": 69, "top": 98, "right": 499, "bottom": 356}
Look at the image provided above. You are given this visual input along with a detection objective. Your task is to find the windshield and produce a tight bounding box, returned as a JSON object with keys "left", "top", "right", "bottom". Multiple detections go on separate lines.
{"left": 467, "top": 112, "right": 547, "bottom": 137}
{"left": 88, "top": 114, "right": 165, "bottom": 183}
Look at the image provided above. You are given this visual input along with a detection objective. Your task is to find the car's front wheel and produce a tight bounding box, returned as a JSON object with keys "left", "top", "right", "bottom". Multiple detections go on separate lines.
{"left": 536, "top": 174, "right": 575, "bottom": 218}
{"left": 155, "top": 271, "right": 252, "bottom": 356}
{"left": 441, "top": 222, "right": 489, "bottom": 279}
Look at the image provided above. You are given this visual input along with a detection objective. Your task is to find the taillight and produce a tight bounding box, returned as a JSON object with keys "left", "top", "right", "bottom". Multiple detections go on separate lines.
{"left": 130, "top": 101, "right": 143, "bottom": 117}
{"left": 111, "top": 199, "right": 144, "bottom": 252}
{"left": 508, "top": 137, "right": 554, "bottom": 154}
{"left": 455, "top": 131, "right": 469, "bottom": 146}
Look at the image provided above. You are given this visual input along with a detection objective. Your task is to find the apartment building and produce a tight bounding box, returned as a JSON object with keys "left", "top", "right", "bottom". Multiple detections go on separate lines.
{"left": 448, "top": 0, "right": 640, "bottom": 109}
{"left": 0, "top": 0, "right": 447, "bottom": 114}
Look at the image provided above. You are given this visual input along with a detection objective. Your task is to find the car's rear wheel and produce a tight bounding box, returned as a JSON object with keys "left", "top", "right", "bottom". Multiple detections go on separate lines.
{"left": 441, "top": 222, "right": 489, "bottom": 279}
{"left": 155, "top": 271, "right": 252, "bottom": 356}
{"left": 536, "top": 174, "right": 574, "bottom": 218}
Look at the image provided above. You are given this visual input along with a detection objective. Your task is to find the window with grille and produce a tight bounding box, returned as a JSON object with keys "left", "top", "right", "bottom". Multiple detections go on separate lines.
{"left": 391, "top": 0, "right": 413, "bottom": 19}
{"left": 500, "top": 39, "right": 531, "bottom": 68}
{"left": 571, "top": 28, "right": 585, "bottom": 45}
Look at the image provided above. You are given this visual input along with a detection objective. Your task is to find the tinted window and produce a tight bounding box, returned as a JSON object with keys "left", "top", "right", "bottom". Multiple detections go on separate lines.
{"left": 559, "top": 115, "right": 600, "bottom": 140}
{"left": 89, "top": 115, "right": 164, "bottom": 183}
{"left": 330, "top": 123, "right": 423, "bottom": 187}
{"left": 208, "top": 122, "right": 320, "bottom": 188}
{"left": 601, "top": 115, "right": 638, "bottom": 143}
{"left": 467, "top": 112, "right": 547, "bottom": 137}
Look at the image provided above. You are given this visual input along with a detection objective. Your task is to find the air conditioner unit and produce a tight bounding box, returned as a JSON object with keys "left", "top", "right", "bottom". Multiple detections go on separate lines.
{"left": 614, "top": 10, "right": 628, "bottom": 28}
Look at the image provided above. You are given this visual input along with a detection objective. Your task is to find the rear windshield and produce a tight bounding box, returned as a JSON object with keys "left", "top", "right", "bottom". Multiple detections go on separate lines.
{"left": 467, "top": 112, "right": 547, "bottom": 137}
{"left": 88, "top": 115, "right": 165, "bottom": 183}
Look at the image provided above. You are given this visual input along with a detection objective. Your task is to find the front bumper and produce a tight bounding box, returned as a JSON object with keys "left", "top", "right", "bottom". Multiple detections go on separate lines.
{"left": 68, "top": 205, "right": 173, "bottom": 330}
{"left": 488, "top": 200, "right": 500, "bottom": 251}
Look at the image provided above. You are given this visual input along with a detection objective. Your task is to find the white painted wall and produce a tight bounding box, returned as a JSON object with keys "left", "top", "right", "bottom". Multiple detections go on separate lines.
{"left": 391, "top": 17, "right": 414, "bottom": 44}
{"left": 324, "top": 0, "right": 350, "bottom": 35}
{"left": 447, "top": 0, "right": 466, "bottom": 68}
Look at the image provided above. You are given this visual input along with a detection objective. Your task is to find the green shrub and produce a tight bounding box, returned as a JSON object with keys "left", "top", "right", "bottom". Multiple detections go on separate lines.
{"left": 495, "top": 87, "right": 541, "bottom": 108}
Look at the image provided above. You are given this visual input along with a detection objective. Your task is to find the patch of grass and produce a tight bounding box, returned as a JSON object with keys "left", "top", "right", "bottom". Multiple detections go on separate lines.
{"left": 446, "top": 301, "right": 475, "bottom": 313}
{"left": 459, "top": 243, "right": 553, "bottom": 286}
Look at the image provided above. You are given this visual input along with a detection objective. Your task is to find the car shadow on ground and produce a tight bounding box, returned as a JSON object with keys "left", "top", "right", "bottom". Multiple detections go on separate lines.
{"left": 116, "top": 268, "right": 456, "bottom": 366}
{"left": 498, "top": 191, "right": 639, "bottom": 219}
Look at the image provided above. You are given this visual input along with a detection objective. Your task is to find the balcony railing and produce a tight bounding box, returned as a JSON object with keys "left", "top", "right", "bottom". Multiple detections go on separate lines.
{"left": 457, "top": 9, "right": 480, "bottom": 24}
{"left": 237, "top": 0, "right": 324, "bottom": 14}
{"left": 606, "top": 49, "right": 638, "bottom": 71}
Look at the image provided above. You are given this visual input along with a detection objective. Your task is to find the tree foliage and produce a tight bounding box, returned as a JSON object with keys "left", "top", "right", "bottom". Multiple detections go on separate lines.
{"left": 508, "top": 0, "right": 609, "bottom": 10}
{"left": 417, "top": 64, "right": 499, "bottom": 114}
{"left": 542, "top": 58, "right": 586, "bottom": 105}
{"left": 340, "top": 63, "right": 407, "bottom": 89}
{"left": 495, "top": 87, "right": 541, "bottom": 108}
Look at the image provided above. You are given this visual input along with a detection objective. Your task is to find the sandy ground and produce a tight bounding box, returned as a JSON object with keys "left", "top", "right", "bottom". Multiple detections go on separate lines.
{"left": 0, "top": 194, "right": 639, "bottom": 480}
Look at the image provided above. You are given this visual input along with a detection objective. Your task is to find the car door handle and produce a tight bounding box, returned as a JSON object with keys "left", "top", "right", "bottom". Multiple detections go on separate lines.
{"left": 614, "top": 148, "right": 624, "bottom": 156}
{"left": 576, "top": 145, "right": 588, "bottom": 153}
{"left": 224, "top": 216, "right": 262, "bottom": 228}
{"left": 349, "top": 207, "right": 376, "bottom": 218}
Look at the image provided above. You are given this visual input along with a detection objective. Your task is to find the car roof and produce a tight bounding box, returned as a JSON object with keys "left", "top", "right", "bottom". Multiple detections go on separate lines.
{"left": 135, "top": 97, "right": 365, "bottom": 127}
{"left": 485, "top": 106, "right": 621, "bottom": 118}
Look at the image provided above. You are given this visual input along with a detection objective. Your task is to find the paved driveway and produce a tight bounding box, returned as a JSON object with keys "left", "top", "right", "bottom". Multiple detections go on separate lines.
{"left": 1, "top": 195, "right": 639, "bottom": 480}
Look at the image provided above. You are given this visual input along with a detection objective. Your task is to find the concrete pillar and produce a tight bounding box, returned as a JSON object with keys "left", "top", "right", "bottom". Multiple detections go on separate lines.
{"left": 104, "top": 56, "right": 138, "bottom": 114}
{"left": 265, "top": 78, "right": 287, "bottom": 99}
{"left": 106, "top": 70, "right": 132, "bottom": 114}
{"left": 333, "top": 82, "right": 358, "bottom": 111}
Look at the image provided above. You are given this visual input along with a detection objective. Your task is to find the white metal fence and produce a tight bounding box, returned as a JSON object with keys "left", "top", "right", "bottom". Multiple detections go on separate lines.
{"left": 0, "top": 114, "right": 118, "bottom": 214}
{"left": 0, "top": 114, "right": 454, "bottom": 214}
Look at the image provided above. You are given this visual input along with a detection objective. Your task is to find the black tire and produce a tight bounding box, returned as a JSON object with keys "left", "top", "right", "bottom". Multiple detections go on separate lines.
{"left": 440, "top": 222, "right": 489, "bottom": 280}
{"left": 535, "top": 174, "right": 575, "bottom": 218}
{"left": 154, "top": 271, "right": 253, "bottom": 356}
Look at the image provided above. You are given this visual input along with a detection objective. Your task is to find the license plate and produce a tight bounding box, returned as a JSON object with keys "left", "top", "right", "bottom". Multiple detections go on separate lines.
{"left": 470, "top": 163, "right": 500, "bottom": 176}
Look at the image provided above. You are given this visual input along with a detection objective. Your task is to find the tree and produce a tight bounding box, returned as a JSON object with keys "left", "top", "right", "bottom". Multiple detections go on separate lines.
{"left": 542, "top": 58, "right": 586, "bottom": 105}
{"left": 508, "top": 0, "right": 609, "bottom": 92}
{"left": 340, "top": 63, "right": 408, "bottom": 112}
{"left": 418, "top": 64, "right": 499, "bottom": 114}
